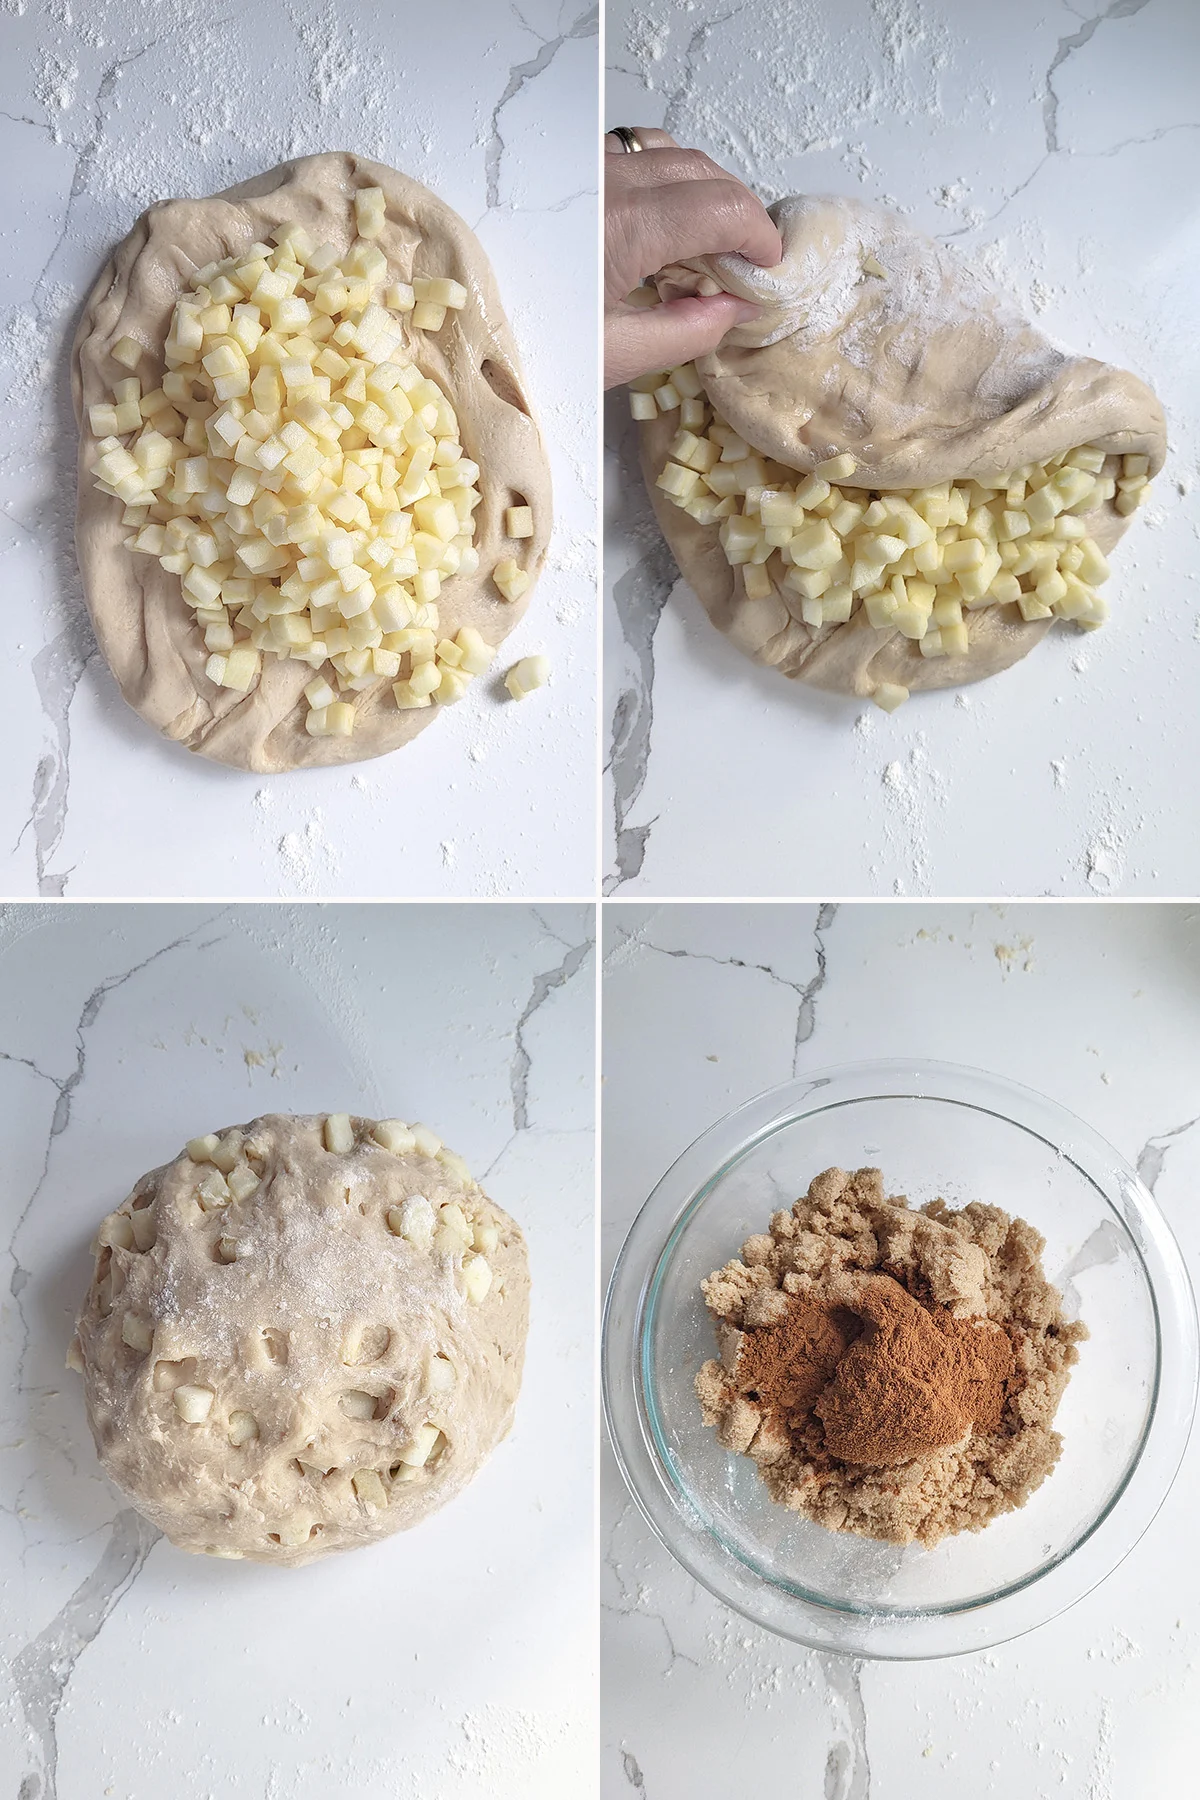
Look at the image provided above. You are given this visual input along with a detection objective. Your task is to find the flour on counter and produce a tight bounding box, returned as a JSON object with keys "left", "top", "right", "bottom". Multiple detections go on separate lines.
{"left": 1084, "top": 826, "right": 1127, "bottom": 894}
{"left": 34, "top": 50, "right": 77, "bottom": 136}
{"left": 621, "top": 0, "right": 957, "bottom": 199}
{"left": 877, "top": 738, "right": 949, "bottom": 895}
{"left": 276, "top": 812, "right": 342, "bottom": 895}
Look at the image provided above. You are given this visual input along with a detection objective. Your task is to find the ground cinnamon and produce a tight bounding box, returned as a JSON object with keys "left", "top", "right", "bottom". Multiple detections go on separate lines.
{"left": 813, "top": 1276, "right": 1013, "bottom": 1466}
{"left": 732, "top": 1277, "right": 1012, "bottom": 1468}
{"left": 736, "top": 1297, "right": 862, "bottom": 1420}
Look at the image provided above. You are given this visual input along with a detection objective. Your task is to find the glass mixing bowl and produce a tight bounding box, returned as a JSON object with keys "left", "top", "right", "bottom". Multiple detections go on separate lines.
{"left": 603, "top": 1059, "right": 1197, "bottom": 1658}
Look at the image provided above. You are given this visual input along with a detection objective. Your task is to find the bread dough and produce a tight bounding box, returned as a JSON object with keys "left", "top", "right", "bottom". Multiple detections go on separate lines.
{"left": 647, "top": 193, "right": 1166, "bottom": 698}
{"left": 73, "top": 153, "right": 552, "bottom": 771}
{"left": 70, "top": 1113, "right": 529, "bottom": 1566}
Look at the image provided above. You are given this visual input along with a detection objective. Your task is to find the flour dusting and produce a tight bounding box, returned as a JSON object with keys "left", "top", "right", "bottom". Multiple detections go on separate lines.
{"left": 1084, "top": 827, "right": 1126, "bottom": 894}
{"left": 276, "top": 813, "right": 342, "bottom": 896}
{"left": 34, "top": 50, "right": 77, "bottom": 138}
{"left": 879, "top": 738, "right": 946, "bottom": 894}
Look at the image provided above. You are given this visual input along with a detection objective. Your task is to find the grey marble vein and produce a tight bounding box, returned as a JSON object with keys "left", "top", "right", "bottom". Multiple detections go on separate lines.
{"left": 604, "top": 417, "right": 678, "bottom": 895}
{"left": 28, "top": 38, "right": 168, "bottom": 308}
{"left": 1056, "top": 1219, "right": 1124, "bottom": 1317}
{"left": 9, "top": 38, "right": 166, "bottom": 894}
{"left": 13, "top": 1507, "right": 161, "bottom": 1800}
{"left": 660, "top": 6, "right": 746, "bottom": 139}
{"left": 1076, "top": 120, "right": 1200, "bottom": 160}
{"left": 484, "top": 2, "right": 598, "bottom": 211}
{"left": 510, "top": 928, "right": 594, "bottom": 1132}
{"left": 6, "top": 913, "right": 228, "bottom": 1388}
{"left": 530, "top": 905, "right": 590, "bottom": 953}
{"left": 820, "top": 1654, "right": 871, "bottom": 1800}
{"left": 619, "top": 904, "right": 837, "bottom": 1071}
{"left": 16, "top": 630, "right": 99, "bottom": 897}
{"left": 1136, "top": 1113, "right": 1200, "bottom": 1195}
{"left": 621, "top": 1748, "right": 647, "bottom": 1793}
{"left": 0, "top": 1047, "right": 64, "bottom": 1091}
{"left": 600, "top": 1593, "right": 701, "bottom": 1674}
{"left": 601, "top": 1489, "right": 702, "bottom": 1675}
{"left": 1042, "top": 0, "right": 1152, "bottom": 157}
{"left": 793, "top": 902, "right": 837, "bottom": 1072}
{"left": 0, "top": 109, "right": 57, "bottom": 138}
{"left": 940, "top": 0, "right": 1154, "bottom": 243}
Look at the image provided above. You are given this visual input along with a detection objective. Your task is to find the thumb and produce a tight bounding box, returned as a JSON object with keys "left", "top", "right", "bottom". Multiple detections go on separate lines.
{"left": 605, "top": 294, "right": 762, "bottom": 390}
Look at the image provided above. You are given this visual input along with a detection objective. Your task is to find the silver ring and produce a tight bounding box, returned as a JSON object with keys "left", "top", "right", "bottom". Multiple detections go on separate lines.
{"left": 609, "top": 126, "right": 644, "bottom": 153}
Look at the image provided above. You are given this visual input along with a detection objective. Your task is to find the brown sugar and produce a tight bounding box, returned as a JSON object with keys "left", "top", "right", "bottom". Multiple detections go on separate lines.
{"left": 694, "top": 1166, "right": 1087, "bottom": 1547}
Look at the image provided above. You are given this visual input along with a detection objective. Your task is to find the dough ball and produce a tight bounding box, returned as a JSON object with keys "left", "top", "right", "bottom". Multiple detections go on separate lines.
{"left": 72, "top": 152, "right": 552, "bottom": 772}
{"left": 646, "top": 193, "right": 1166, "bottom": 701}
{"left": 70, "top": 1113, "right": 529, "bottom": 1566}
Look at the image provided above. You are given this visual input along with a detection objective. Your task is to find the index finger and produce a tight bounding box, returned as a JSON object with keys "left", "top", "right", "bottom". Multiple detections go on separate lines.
{"left": 610, "top": 175, "right": 783, "bottom": 283}
{"left": 605, "top": 146, "right": 781, "bottom": 271}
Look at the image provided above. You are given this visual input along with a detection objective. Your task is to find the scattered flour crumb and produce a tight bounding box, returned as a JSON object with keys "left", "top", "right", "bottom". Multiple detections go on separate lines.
{"left": 994, "top": 936, "right": 1034, "bottom": 974}
{"left": 35, "top": 51, "right": 78, "bottom": 140}
{"left": 277, "top": 813, "right": 341, "bottom": 895}
{"left": 880, "top": 739, "right": 946, "bottom": 894}
{"left": 1084, "top": 826, "right": 1126, "bottom": 893}
{"left": 444, "top": 1704, "right": 573, "bottom": 1789}
{"left": 0, "top": 306, "right": 56, "bottom": 404}
{"left": 1051, "top": 759, "right": 1067, "bottom": 788}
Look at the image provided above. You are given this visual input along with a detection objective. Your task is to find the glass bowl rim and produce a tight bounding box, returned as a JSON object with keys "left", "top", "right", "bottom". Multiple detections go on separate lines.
{"left": 602, "top": 1057, "right": 1199, "bottom": 1659}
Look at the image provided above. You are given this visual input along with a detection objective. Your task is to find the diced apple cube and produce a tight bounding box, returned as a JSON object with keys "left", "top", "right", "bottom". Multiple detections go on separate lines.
{"left": 388, "top": 1194, "right": 435, "bottom": 1250}
{"left": 461, "top": 1255, "right": 493, "bottom": 1304}
{"left": 353, "top": 1468, "right": 388, "bottom": 1508}
{"left": 504, "top": 654, "right": 549, "bottom": 699}
{"left": 121, "top": 1312, "right": 153, "bottom": 1352}
{"left": 396, "top": 1424, "right": 442, "bottom": 1467}
{"left": 228, "top": 1411, "right": 258, "bottom": 1446}
{"left": 173, "top": 1384, "right": 214, "bottom": 1424}
{"left": 814, "top": 452, "right": 857, "bottom": 481}
{"left": 324, "top": 1113, "right": 355, "bottom": 1154}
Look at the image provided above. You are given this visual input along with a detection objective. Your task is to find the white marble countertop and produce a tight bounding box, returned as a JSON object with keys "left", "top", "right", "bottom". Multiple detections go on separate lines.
{"left": 602, "top": 900, "right": 1200, "bottom": 1797}
{"left": 604, "top": 0, "right": 1200, "bottom": 898}
{"left": 0, "top": 0, "right": 598, "bottom": 898}
{"left": 0, "top": 901, "right": 596, "bottom": 1798}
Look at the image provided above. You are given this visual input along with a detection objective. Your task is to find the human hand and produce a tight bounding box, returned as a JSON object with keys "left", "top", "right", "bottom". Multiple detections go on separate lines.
{"left": 604, "top": 127, "right": 782, "bottom": 390}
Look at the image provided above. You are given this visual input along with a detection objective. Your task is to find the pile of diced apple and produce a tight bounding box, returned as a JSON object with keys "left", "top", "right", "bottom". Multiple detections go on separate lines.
{"left": 634, "top": 363, "right": 1152, "bottom": 711}
{"left": 87, "top": 190, "right": 536, "bottom": 736}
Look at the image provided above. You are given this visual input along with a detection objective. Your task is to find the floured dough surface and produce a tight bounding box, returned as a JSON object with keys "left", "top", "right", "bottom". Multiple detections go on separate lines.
{"left": 71, "top": 1112, "right": 529, "bottom": 1566}
{"left": 646, "top": 193, "right": 1166, "bottom": 699}
{"left": 73, "top": 152, "right": 552, "bottom": 771}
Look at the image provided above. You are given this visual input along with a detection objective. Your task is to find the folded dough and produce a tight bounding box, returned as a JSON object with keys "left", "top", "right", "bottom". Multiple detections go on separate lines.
{"left": 73, "top": 152, "right": 552, "bottom": 772}
{"left": 646, "top": 193, "right": 1166, "bottom": 699}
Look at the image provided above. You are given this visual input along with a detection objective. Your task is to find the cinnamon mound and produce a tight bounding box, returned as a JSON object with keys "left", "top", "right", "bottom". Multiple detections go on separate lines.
{"left": 695, "top": 1166, "right": 1087, "bottom": 1547}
